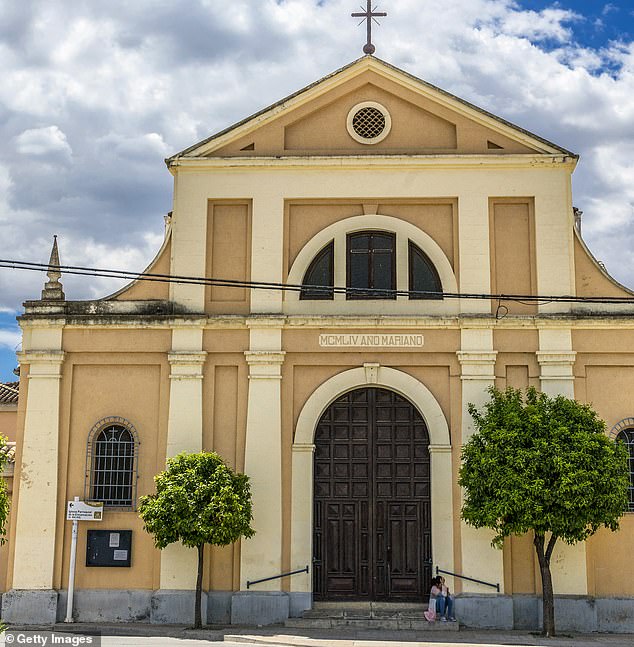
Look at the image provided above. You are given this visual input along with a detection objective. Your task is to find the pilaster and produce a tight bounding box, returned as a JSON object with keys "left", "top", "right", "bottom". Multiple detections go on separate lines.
{"left": 250, "top": 193, "right": 284, "bottom": 313}
{"left": 537, "top": 326, "right": 576, "bottom": 398}
{"left": 457, "top": 192, "right": 491, "bottom": 314}
{"left": 12, "top": 347, "right": 64, "bottom": 590}
{"left": 428, "top": 444, "right": 454, "bottom": 576}
{"left": 290, "top": 443, "right": 315, "bottom": 594}
{"left": 240, "top": 323, "right": 285, "bottom": 590}
{"left": 457, "top": 329, "right": 504, "bottom": 593}
{"left": 537, "top": 328, "right": 586, "bottom": 594}
{"left": 159, "top": 327, "right": 207, "bottom": 590}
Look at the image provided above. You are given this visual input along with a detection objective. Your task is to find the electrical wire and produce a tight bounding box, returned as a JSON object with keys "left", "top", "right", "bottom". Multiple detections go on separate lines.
{"left": 2, "top": 257, "right": 634, "bottom": 306}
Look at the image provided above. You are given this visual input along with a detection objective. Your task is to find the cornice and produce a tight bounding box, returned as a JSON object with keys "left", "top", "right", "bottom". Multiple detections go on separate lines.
{"left": 16, "top": 312, "right": 634, "bottom": 331}
{"left": 169, "top": 153, "right": 576, "bottom": 173}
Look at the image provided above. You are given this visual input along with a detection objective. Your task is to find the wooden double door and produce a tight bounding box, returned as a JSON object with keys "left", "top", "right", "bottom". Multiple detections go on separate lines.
{"left": 313, "top": 387, "right": 432, "bottom": 601}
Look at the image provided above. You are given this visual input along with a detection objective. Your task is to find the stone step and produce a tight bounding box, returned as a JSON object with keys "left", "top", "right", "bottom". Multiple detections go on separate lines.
{"left": 287, "top": 602, "right": 458, "bottom": 631}
{"left": 302, "top": 608, "right": 427, "bottom": 619}
{"left": 311, "top": 601, "right": 426, "bottom": 611}
{"left": 285, "top": 616, "right": 459, "bottom": 630}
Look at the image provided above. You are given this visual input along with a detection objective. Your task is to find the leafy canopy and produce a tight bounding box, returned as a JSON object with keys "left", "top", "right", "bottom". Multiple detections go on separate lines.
{"left": 459, "top": 387, "right": 629, "bottom": 548}
{"left": 139, "top": 451, "right": 255, "bottom": 549}
{"left": 0, "top": 436, "right": 10, "bottom": 544}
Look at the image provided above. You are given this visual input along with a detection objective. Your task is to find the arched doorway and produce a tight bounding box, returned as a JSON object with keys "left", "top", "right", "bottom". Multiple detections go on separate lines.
{"left": 312, "top": 387, "right": 431, "bottom": 601}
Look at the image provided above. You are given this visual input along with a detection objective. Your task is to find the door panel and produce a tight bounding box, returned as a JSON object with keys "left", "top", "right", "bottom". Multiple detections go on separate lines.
{"left": 313, "top": 387, "right": 432, "bottom": 601}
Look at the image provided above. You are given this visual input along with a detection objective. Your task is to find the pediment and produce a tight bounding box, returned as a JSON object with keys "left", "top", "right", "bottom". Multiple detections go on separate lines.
{"left": 170, "top": 57, "right": 573, "bottom": 161}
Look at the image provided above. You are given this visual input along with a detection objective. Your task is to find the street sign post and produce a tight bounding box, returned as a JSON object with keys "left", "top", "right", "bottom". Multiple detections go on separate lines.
{"left": 65, "top": 497, "right": 103, "bottom": 623}
{"left": 67, "top": 499, "right": 103, "bottom": 521}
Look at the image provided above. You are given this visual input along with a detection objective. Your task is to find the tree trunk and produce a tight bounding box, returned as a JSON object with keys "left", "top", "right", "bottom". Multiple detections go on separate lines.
{"left": 534, "top": 533, "right": 558, "bottom": 637}
{"left": 194, "top": 544, "right": 204, "bottom": 629}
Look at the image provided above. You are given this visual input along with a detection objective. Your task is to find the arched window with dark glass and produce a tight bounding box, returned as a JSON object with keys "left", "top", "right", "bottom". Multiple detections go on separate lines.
{"left": 300, "top": 241, "right": 334, "bottom": 300}
{"left": 617, "top": 428, "right": 634, "bottom": 511}
{"left": 347, "top": 231, "right": 395, "bottom": 299}
{"left": 85, "top": 417, "right": 139, "bottom": 509}
{"left": 408, "top": 241, "right": 443, "bottom": 299}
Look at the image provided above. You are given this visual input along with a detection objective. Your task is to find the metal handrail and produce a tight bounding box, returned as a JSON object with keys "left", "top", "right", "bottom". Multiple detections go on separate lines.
{"left": 246, "top": 565, "right": 309, "bottom": 589}
{"left": 435, "top": 565, "right": 500, "bottom": 592}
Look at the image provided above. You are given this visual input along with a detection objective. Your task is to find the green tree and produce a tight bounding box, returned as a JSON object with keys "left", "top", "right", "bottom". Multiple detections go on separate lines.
{"left": 0, "top": 435, "right": 11, "bottom": 543}
{"left": 139, "top": 451, "right": 255, "bottom": 628}
{"left": 459, "top": 387, "right": 629, "bottom": 637}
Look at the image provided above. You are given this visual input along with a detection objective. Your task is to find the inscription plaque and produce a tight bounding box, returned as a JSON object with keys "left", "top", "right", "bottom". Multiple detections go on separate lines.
{"left": 319, "top": 334, "right": 424, "bottom": 348}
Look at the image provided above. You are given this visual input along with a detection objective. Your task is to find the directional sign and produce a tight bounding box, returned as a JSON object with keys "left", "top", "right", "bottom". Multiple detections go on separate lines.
{"left": 67, "top": 500, "right": 103, "bottom": 521}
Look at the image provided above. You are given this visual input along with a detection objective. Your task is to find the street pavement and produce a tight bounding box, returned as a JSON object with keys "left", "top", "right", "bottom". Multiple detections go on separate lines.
{"left": 3, "top": 626, "right": 634, "bottom": 647}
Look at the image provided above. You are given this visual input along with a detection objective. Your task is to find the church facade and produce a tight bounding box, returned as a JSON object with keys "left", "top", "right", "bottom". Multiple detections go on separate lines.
{"left": 3, "top": 56, "right": 634, "bottom": 630}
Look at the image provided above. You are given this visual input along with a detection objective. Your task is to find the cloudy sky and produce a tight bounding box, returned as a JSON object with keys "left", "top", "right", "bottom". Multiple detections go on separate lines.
{"left": 0, "top": 0, "right": 633, "bottom": 380}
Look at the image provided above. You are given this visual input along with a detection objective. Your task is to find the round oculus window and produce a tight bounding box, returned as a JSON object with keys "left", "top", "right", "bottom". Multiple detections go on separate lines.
{"left": 346, "top": 102, "right": 392, "bottom": 145}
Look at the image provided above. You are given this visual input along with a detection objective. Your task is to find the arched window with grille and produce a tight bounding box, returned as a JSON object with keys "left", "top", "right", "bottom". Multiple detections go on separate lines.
{"left": 408, "top": 241, "right": 443, "bottom": 299}
{"left": 616, "top": 428, "right": 634, "bottom": 512}
{"left": 300, "top": 240, "right": 334, "bottom": 300}
{"left": 85, "top": 417, "right": 139, "bottom": 509}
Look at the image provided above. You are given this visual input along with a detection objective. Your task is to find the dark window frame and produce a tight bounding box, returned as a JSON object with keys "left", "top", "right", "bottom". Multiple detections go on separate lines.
{"left": 408, "top": 240, "right": 443, "bottom": 300}
{"left": 300, "top": 240, "right": 334, "bottom": 300}
{"left": 85, "top": 417, "right": 139, "bottom": 510}
{"left": 346, "top": 230, "right": 396, "bottom": 300}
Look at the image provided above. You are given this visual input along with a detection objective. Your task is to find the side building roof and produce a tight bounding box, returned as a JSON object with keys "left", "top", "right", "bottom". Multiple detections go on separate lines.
{"left": 0, "top": 382, "right": 19, "bottom": 405}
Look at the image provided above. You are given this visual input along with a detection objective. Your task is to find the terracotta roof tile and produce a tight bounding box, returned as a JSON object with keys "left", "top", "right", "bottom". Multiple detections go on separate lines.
{"left": 0, "top": 382, "right": 19, "bottom": 405}
{"left": 0, "top": 442, "right": 15, "bottom": 465}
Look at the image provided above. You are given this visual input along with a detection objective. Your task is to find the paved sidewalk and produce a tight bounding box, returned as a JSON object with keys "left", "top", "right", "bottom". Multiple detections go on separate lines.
{"left": 5, "top": 624, "right": 634, "bottom": 647}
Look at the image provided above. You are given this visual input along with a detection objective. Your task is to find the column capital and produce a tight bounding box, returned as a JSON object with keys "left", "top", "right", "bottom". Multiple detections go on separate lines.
{"left": 167, "top": 351, "right": 208, "bottom": 365}
{"left": 244, "top": 350, "right": 286, "bottom": 365}
{"left": 536, "top": 350, "right": 577, "bottom": 366}
{"left": 17, "top": 351, "right": 65, "bottom": 378}
{"left": 457, "top": 351, "right": 497, "bottom": 380}
{"left": 245, "top": 351, "right": 285, "bottom": 380}
{"left": 428, "top": 444, "right": 453, "bottom": 454}
{"left": 456, "top": 351, "right": 498, "bottom": 365}
{"left": 292, "top": 443, "right": 315, "bottom": 454}
{"left": 168, "top": 351, "right": 207, "bottom": 380}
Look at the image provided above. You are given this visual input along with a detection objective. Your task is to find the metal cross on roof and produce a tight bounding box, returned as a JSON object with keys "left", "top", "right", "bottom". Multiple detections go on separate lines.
{"left": 352, "top": 1, "right": 387, "bottom": 56}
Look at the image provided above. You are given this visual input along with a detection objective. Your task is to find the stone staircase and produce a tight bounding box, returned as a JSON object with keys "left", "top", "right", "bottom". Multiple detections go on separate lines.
{"left": 285, "top": 601, "right": 459, "bottom": 631}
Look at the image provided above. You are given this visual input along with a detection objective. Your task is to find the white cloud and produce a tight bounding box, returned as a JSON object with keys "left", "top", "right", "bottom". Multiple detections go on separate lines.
{"left": 501, "top": 8, "right": 579, "bottom": 43}
{"left": 15, "top": 125, "right": 72, "bottom": 158}
{"left": 0, "top": 329, "right": 21, "bottom": 352}
{"left": 0, "top": 0, "right": 631, "bottom": 316}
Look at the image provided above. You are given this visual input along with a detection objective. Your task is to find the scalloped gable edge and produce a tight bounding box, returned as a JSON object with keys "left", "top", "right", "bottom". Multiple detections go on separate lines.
{"left": 166, "top": 55, "right": 577, "bottom": 163}
{"left": 574, "top": 227, "right": 634, "bottom": 296}
{"left": 102, "top": 224, "right": 173, "bottom": 301}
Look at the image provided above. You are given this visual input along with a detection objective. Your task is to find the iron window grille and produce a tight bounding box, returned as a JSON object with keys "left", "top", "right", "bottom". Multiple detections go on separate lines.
{"left": 616, "top": 428, "right": 634, "bottom": 512}
{"left": 85, "top": 416, "right": 139, "bottom": 510}
{"left": 352, "top": 107, "right": 386, "bottom": 139}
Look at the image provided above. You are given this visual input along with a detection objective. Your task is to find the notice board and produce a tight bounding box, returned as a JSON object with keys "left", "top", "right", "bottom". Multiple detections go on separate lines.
{"left": 86, "top": 530, "right": 132, "bottom": 567}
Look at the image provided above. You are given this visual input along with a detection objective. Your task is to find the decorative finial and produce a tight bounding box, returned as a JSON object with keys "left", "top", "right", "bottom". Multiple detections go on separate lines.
{"left": 352, "top": 1, "right": 387, "bottom": 55}
{"left": 41, "top": 235, "right": 65, "bottom": 301}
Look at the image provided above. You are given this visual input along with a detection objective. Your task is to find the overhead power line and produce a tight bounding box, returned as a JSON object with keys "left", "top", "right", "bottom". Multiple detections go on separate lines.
{"left": 1, "top": 257, "right": 634, "bottom": 306}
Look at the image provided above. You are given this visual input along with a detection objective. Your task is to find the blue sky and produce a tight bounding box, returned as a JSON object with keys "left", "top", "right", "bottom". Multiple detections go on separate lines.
{"left": 0, "top": 0, "right": 633, "bottom": 382}
{"left": 518, "top": 1, "right": 633, "bottom": 47}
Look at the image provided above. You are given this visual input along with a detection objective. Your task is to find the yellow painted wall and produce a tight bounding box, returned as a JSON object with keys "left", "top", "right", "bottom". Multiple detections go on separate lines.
{"left": 489, "top": 199, "right": 536, "bottom": 315}
{"left": 0, "top": 408, "right": 16, "bottom": 442}
{"left": 213, "top": 70, "right": 539, "bottom": 157}
{"left": 206, "top": 201, "right": 252, "bottom": 314}
{"left": 55, "top": 358, "right": 169, "bottom": 590}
